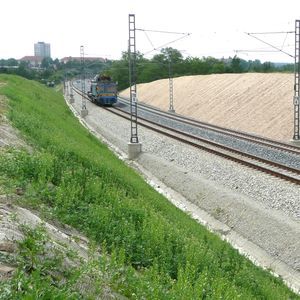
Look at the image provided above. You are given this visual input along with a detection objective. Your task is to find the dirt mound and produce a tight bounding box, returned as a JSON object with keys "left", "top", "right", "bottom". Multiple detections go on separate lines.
{"left": 120, "top": 73, "right": 294, "bottom": 142}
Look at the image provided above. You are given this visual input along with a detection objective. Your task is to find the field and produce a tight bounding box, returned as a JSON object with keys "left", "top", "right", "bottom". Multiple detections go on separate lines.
{"left": 0, "top": 74, "right": 299, "bottom": 299}
{"left": 120, "top": 73, "right": 294, "bottom": 142}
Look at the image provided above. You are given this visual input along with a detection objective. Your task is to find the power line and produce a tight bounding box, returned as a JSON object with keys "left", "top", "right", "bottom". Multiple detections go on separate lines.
{"left": 281, "top": 32, "right": 289, "bottom": 50}
{"left": 247, "top": 31, "right": 295, "bottom": 35}
{"left": 143, "top": 33, "right": 191, "bottom": 56}
{"left": 136, "top": 27, "right": 190, "bottom": 114}
{"left": 235, "top": 49, "right": 280, "bottom": 53}
{"left": 143, "top": 30, "right": 156, "bottom": 49}
{"left": 245, "top": 32, "right": 294, "bottom": 58}
{"left": 136, "top": 27, "right": 191, "bottom": 57}
{"left": 136, "top": 28, "right": 189, "bottom": 35}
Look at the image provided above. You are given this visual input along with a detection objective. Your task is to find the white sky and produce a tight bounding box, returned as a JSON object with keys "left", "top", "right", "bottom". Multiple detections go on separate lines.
{"left": 1, "top": 0, "right": 299, "bottom": 63}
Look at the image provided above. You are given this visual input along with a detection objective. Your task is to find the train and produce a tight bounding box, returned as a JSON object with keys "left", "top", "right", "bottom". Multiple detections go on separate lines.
{"left": 87, "top": 74, "right": 118, "bottom": 105}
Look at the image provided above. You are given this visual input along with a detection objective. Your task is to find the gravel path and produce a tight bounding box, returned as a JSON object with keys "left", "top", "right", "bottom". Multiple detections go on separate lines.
{"left": 68, "top": 86, "right": 300, "bottom": 293}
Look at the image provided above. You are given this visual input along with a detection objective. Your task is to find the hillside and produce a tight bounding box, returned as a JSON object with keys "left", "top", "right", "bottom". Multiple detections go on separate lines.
{"left": 120, "top": 73, "right": 294, "bottom": 142}
{"left": 1, "top": 75, "right": 299, "bottom": 298}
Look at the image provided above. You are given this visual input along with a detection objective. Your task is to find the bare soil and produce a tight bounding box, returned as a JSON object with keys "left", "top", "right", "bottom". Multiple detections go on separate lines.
{"left": 120, "top": 73, "right": 294, "bottom": 142}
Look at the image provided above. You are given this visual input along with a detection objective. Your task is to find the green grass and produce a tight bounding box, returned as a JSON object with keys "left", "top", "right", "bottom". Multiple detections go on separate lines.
{"left": 0, "top": 224, "right": 111, "bottom": 299}
{"left": 0, "top": 74, "right": 299, "bottom": 299}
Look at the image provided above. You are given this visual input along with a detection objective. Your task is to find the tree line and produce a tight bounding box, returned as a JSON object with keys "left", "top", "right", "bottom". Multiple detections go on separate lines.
{"left": 0, "top": 57, "right": 111, "bottom": 86}
{"left": 0, "top": 47, "right": 294, "bottom": 90}
{"left": 108, "top": 48, "right": 294, "bottom": 90}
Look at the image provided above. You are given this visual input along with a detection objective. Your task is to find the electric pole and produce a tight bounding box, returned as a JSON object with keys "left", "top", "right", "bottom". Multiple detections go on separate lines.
{"left": 80, "top": 45, "right": 88, "bottom": 117}
{"left": 128, "top": 14, "right": 142, "bottom": 159}
{"left": 293, "top": 20, "right": 300, "bottom": 140}
{"left": 168, "top": 56, "right": 175, "bottom": 113}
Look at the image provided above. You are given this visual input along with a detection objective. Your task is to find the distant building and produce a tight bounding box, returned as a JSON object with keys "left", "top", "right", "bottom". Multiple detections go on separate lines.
{"left": 34, "top": 42, "right": 51, "bottom": 58}
{"left": 19, "top": 56, "right": 43, "bottom": 68}
{"left": 60, "top": 56, "right": 105, "bottom": 64}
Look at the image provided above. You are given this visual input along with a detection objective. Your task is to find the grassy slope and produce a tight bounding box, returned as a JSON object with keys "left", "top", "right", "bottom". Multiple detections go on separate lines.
{"left": 0, "top": 74, "right": 298, "bottom": 299}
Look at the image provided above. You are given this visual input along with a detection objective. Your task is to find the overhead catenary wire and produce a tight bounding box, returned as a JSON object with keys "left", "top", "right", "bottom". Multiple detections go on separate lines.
{"left": 136, "top": 27, "right": 191, "bottom": 113}
{"left": 281, "top": 32, "right": 289, "bottom": 50}
{"left": 136, "top": 28, "right": 189, "bottom": 35}
{"left": 245, "top": 32, "right": 294, "bottom": 58}
{"left": 143, "top": 33, "right": 191, "bottom": 56}
{"left": 235, "top": 50, "right": 282, "bottom": 53}
{"left": 142, "top": 30, "right": 156, "bottom": 50}
{"left": 135, "top": 27, "right": 191, "bottom": 57}
{"left": 235, "top": 43, "right": 294, "bottom": 56}
{"left": 247, "top": 31, "right": 295, "bottom": 35}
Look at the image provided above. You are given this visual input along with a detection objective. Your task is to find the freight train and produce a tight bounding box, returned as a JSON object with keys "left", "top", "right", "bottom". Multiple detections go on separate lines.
{"left": 87, "top": 74, "right": 118, "bottom": 105}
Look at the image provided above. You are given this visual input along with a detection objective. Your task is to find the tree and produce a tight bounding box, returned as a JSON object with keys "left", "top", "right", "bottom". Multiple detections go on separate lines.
{"left": 110, "top": 52, "right": 130, "bottom": 90}
{"left": 249, "top": 59, "right": 262, "bottom": 72}
{"left": 230, "top": 55, "right": 243, "bottom": 73}
{"left": 41, "top": 57, "right": 53, "bottom": 69}
{"left": 53, "top": 58, "right": 61, "bottom": 70}
{"left": 262, "top": 61, "right": 274, "bottom": 72}
{"left": 161, "top": 47, "right": 183, "bottom": 63}
{"left": 6, "top": 58, "right": 18, "bottom": 66}
{"left": 16, "top": 61, "right": 35, "bottom": 79}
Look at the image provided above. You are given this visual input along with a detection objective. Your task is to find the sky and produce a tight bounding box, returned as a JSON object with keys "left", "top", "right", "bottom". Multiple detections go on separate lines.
{"left": 1, "top": 0, "right": 300, "bottom": 63}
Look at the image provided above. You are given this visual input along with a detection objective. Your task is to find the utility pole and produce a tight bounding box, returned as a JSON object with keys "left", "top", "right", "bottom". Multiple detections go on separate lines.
{"left": 66, "top": 80, "right": 69, "bottom": 97}
{"left": 69, "top": 82, "right": 74, "bottom": 104}
{"left": 293, "top": 20, "right": 300, "bottom": 140}
{"left": 129, "top": 14, "right": 138, "bottom": 143}
{"left": 168, "top": 56, "right": 175, "bottom": 113}
{"left": 80, "top": 45, "right": 88, "bottom": 117}
{"left": 127, "top": 14, "right": 142, "bottom": 159}
{"left": 63, "top": 74, "right": 66, "bottom": 94}
{"left": 244, "top": 28, "right": 300, "bottom": 141}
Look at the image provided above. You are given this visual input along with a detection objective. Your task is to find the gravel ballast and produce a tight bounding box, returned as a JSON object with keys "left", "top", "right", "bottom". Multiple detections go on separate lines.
{"left": 68, "top": 87, "right": 300, "bottom": 293}
{"left": 117, "top": 99, "right": 300, "bottom": 170}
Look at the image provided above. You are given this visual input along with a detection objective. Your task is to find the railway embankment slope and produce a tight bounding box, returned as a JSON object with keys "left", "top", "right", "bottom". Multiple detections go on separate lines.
{"left": 120, "top": 73, "right": 294, "bottom": 142}
{"left": 0, "top": 74, "right": 299, "bottom": 298}
{"left": 70, "top": 80, "right": 300, "bottom": 293}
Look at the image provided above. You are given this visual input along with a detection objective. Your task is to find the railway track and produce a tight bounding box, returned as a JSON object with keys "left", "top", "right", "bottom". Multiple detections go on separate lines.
{"left": 71, "top": 83, "right": 300, "bottom": 185}
{"left": 118, "top": 96, "right": 300, "bottom": 155}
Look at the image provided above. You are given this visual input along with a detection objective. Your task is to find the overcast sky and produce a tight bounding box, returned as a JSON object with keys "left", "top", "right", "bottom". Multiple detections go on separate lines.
{"left": 1, "top": 0, "right": 299, "bottom": 63}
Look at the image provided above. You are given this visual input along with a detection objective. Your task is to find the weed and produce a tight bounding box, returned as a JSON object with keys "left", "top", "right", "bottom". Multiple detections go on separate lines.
{"left": 0, "top": 74, "right": 299, "bottom": 299}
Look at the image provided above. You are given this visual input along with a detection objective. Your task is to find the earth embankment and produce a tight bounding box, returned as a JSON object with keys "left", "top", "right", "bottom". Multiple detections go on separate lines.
{"left": 120, "top": 73, "right": 294, "bottom": 142}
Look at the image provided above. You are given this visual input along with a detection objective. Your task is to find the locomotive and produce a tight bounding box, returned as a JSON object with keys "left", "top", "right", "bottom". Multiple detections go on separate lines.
{"left": 87, "top": 74, "right": 118, "bottom": 105}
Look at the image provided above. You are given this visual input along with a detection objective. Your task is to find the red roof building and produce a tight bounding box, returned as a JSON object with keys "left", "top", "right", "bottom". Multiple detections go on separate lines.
{"left": 19, "top": 56, "right": 43, "bottom": 67}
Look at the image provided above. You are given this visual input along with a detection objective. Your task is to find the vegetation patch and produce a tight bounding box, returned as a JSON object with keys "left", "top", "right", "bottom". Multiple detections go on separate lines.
{"left": 0, "top": 93, "right": 7, "bottom": 121}
{"left": 0, "top": 74, "right": 299, "bottom": 299}
{"left": 0, "top": 224, "right": 119, "bottom": 299}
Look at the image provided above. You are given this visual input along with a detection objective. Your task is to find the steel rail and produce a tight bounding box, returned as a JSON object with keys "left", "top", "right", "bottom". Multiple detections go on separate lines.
{"left": 118, "top": 96, "right": 300, "bottom": 155}
{"left": 71, "top": 84, "right": 300, "bottom": 184}
{"left": 106, "top": 107, "right": 300, "bottom": 184}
